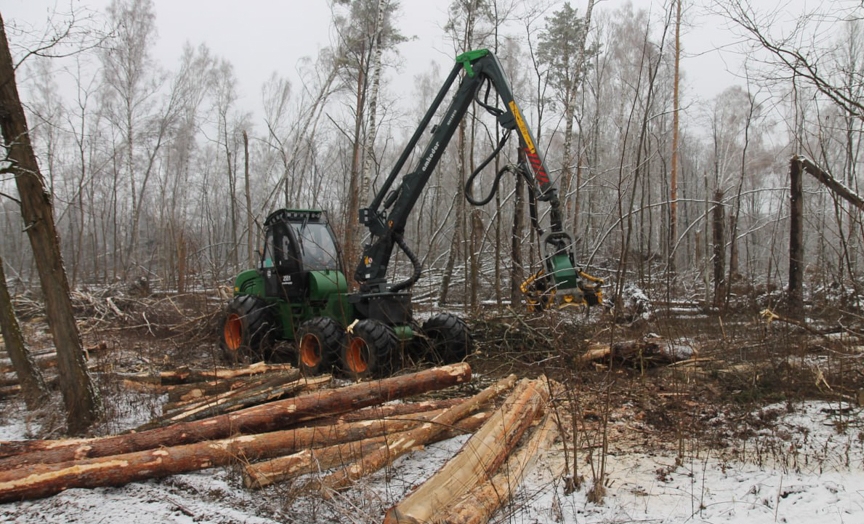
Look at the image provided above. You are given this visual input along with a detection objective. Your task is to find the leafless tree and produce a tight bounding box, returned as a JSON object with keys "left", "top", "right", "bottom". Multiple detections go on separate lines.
{"left": 0, "top": 13, "right": 101, "bottom": 433}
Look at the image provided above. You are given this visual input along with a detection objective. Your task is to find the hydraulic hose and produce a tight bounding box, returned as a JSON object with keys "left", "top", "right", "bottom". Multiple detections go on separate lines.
{"left": 465, "top": 146, "right": 512, "bottom": 206}
{"left": 389, "top": 232, "right": 423, "bottom": 293}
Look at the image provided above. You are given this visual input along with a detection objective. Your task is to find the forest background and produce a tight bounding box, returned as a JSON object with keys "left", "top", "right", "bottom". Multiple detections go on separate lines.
{"left": 3, "top": 0, "right": 862, "bottom": 318}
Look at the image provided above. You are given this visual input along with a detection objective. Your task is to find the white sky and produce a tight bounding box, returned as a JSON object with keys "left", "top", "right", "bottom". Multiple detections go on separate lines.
{"left": 4, "top": 0, "right": 752, "bottom": 116}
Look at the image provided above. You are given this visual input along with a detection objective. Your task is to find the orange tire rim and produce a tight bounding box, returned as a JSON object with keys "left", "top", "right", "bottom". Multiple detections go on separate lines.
{"left": 299, "top": 334, "right": 322, "bottom": 368}
{"left": 345, "top": 337, "right": 369, "bottom": 374}
{"left": 224, "top": 314, "right": 243, "bottom": 351}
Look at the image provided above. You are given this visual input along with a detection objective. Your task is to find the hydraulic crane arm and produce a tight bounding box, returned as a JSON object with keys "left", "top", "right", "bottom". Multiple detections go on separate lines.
{"left": 354, "top": 49, "right": 600, "bottom": 307}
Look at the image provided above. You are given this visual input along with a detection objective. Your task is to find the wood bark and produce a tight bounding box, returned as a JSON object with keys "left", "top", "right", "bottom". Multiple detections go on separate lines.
{"left": 313, "top": 374, "right": 518, "bottom": 494}
{"left": 0, "top": 14, "right": 100, "bottom": 433}
{"left": 244, "top": 410, "right": 491, "bottom": 489}
{"left": 0, "top": 256, "right": 48, "bottom": 409}
{"left": 0, "top": 363, "right": 471, "bottom": 468}
{"left": 0, "top": 414, "right": 448, "bottom": 503}
{"left": 442, "top": 414, "right": 559, "bottom": 524}
{"left": 383, "top": 378, "right": 549, "bottom": 524}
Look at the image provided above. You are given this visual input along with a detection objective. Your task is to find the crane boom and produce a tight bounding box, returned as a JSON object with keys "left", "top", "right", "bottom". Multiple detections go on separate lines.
{"left": 354, "top": 49, "right": 600, "bottom": 308}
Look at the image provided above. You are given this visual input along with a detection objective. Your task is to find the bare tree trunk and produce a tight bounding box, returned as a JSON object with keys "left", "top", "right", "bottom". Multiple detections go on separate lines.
{"left": 360, "top": 0, "right": 386, "bottom": 202}
{"left": 344, "top": 49, "right": 367, "bottom": 285}
{"left": 712, "top": 189, "right": 726, "bottom": 308}
{"left": 728, "top": 214, "right": 739, "bottom": 278}
{"left": 0, "top": 15, "right": 101, "bottom": 433}
{"left": 0, "top": 257, "right": 48, "bottom": 409}
{"left": 510, "top": 152, "right": 525, "bottom": 305}
{"left": 670, "top": 0, "right": 681, "bottom": 272}
{"left": 788, "top": 157, "right": 805, "bottom": 318}
{"left": 440, "top": 120, "right": 468, "bottom": 306}
{"left": 225, "top": 146, "right": 237, "bottom": 273}
{"left": 244, "top": 130, "right": 255, "bottom": 267}
{"left": 469, "top": 208, "right": 482, "bottom": 310}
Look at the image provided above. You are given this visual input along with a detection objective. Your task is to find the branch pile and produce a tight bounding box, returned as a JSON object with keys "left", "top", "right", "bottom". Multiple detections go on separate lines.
{"left": 0, "top": 362, "right": 560, "bottom": 522}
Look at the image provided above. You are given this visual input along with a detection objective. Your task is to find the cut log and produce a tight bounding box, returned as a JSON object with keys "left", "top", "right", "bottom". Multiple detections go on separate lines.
{"left": 0, "top": 363, "right": 471, "bottom": 467}
{"left": 120, "top": 362, "right": 298, "bottom": 386}
{"left": 164, "top": 377, "right": 266, "bottom": 407}
{"left": 159, "top": 374, "right": 287, "bottom": 416}
{"left": 439, "top": 413, "right": 559, "bottom": 524}
{"left": 138, "top": 374, "right": 330, "bottom": 431}
{"left": 579, "top": 338, "right": 696, "bottom": 366}
{"left": 0, "top": 414, "right": 453, "bottom": 503}
{"left": 383, "top": 378, "right": 549, "bottom": 524}
{"left": 302, "top": 399, "right": 464, "bottom": 428}
{"left": 312, "top": 374, "right": 518, "bottom": 495}
{"left": 243, "top": 410, "right": 492, "bottom": 489}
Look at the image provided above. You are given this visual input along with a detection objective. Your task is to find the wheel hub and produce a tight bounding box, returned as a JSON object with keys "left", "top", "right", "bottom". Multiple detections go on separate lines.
{"left": 224, "top": 314, "right": 243, "bottom": 351}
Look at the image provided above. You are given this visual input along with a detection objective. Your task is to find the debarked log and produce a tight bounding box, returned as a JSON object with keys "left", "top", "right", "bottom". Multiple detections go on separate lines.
{"left": 441, "top": 413, "right": 559, "bottom": 524}
{"left": 383, "top": 377, "right": 549, "bottom": 524}
{"left": 312, "top": 374, "right": 518, "bottom": 495}
{"left": 0, "top": 363, "right": 472, "bottom": 468}
{"left": 243, "top": 410, "right": 492, "bottom": 489}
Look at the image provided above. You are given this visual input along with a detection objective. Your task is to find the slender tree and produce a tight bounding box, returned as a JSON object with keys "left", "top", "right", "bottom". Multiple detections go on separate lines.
{"left": 0, "top": 256, "right": 48, "bottom": 409}
{"left": 0, "top": 13, "right": 101, "bottom": 433}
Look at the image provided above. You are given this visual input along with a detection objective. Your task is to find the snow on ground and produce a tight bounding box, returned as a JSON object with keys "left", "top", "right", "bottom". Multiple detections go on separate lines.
{"left": 1, "top": 400, "right": 862, "bottom": 523}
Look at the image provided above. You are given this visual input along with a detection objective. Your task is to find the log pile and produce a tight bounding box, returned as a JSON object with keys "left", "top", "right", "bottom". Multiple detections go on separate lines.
{"left": 0, "top": 362, "right": 560, "bottom": 523}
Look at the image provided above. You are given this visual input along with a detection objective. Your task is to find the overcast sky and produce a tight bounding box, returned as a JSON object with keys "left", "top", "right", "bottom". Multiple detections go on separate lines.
{"left": 4, "top": 0, "right": 756, "bottom": 110}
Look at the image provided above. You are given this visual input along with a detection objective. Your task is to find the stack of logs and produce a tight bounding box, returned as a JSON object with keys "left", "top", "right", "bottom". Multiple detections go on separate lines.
{"left": 0, "top": 362, "right": 558, "bottom": 523}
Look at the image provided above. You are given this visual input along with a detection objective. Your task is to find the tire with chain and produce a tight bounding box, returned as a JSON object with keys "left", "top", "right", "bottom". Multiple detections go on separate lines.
{"left": 219, "top": 295, "right": 279, "bottom": 363}
{"left": 341, "top": 319, "right": 397, "bottom": 380}
{"left": 415, "top": 313, "right": 472, "bottom": 364}
{"left": 296, "top": 317, "right": 344, "bottom": 376}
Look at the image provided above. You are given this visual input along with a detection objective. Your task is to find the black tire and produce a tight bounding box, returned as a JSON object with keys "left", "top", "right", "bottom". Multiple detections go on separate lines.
{"left": 341, "top": 319, "right": 397, "bottom": 380}
{"left": 416, "top": 313, "right": 472, "bottom": 364}
{"left": 219, "top": 295, "right": 279, "bottom": 363}
{"left": 296, "top": 317, "right": 344, "bottom": 376}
